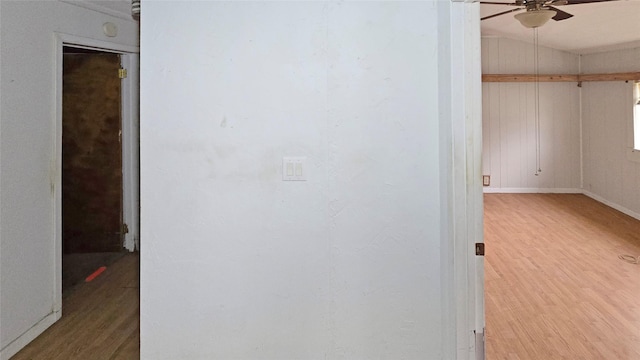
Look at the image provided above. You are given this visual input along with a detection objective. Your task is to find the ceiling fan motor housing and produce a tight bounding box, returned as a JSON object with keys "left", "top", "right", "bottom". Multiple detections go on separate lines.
{"left": 481, "top": 0, "right": 612, "bottom": 27}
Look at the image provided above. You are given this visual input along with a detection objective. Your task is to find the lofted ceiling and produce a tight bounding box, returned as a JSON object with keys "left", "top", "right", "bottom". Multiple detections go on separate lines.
{"left": 481, "top": 0, "right": 640, "bottom": 54}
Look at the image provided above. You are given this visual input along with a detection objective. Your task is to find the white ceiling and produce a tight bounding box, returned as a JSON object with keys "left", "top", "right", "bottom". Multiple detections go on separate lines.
{"left": 88, "top": 0, "right": 132, "bottom": 14}
{"left": 72, "top": 0, "right": 639, "bottom": 55}
{"left": 480, "top": 0, "right": 640, "bottom": 54}
{"left": 62, "top": 0, "right": 133, "bottom": 20}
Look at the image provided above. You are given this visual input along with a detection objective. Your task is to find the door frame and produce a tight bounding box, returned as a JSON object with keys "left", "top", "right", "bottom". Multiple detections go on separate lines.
{"left": 54, "top": 33, "right": 139, "bottom": 314}
{"left": 445, "top": 1, "right": 485, "bottom": 359}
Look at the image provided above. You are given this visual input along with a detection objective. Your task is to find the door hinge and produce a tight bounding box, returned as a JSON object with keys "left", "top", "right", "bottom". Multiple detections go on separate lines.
{"left": 475, "top": 243, "right": 485, "bottom": 256}
{"left": 118, "top": 68, "right": 128, "bottom": 79}
{"left": 122, "top": 223, "right": 129, "bottom": 234}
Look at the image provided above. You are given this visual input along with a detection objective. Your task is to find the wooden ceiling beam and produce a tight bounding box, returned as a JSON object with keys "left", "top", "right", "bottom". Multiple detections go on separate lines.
{"left": 482, "top": 72, "right": 640, "bottom": 83}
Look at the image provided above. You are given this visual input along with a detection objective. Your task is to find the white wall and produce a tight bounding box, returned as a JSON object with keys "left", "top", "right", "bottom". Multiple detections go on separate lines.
{"left": 141, "top": 1, "right": 480, "bottom": 359}
{"left": 481, "top": 38, "right": 581, "bottom": 192}
{"left": 581, "top": 47, "right": 640, "bottom": 218}
{"left": 0, "top": 1, "right": 138, "bottom": 358}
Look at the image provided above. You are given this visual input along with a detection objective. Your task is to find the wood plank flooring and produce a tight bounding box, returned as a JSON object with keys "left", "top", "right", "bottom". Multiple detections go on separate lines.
{"left": 11, "top": 253, "right": 139, "bottom": 360}
{"left": 10, "top": 194, "right": 640, "bottom": 359}
{"left": 485, "top": 194, "right": 640, "bottom": 360}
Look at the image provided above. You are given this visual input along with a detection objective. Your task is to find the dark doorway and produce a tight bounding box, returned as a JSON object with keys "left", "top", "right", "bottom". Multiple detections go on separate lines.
{"left": 62, "top": 48, "right": 125, "bottom": 292}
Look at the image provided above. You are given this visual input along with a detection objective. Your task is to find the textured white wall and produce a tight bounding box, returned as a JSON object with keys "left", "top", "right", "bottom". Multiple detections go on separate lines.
{"left": 581, "top": 47, "right": 640, "bottom": 218}
{"left": 0, "top": 1, "right": 138, "bottom": 357}
{"left": 481, "top": 38, "right": 581, "bottom": 192}
{"left": 140, "top": 2, "right": 453, "bottom": 359}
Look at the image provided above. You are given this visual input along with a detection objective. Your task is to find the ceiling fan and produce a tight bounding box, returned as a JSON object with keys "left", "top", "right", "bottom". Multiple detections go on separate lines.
{"left": 481, "top": 0, "right": 619, "bottom": 28}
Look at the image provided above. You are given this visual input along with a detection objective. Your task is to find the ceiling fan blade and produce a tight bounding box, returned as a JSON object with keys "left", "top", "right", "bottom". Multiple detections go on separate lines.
{"left": 481, "top": 8, "right": 523, "bottom": 21}
{"left": 480, "top": 1, "right": 519, "bottom": 5}
{"left": 562, "top": 0, "right": 619, "bottom": 4}
{"left": 547, "top": 6, "right": 574, "bottom": 20}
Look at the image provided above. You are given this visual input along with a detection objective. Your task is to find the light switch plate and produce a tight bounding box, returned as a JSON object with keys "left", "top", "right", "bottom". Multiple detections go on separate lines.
{"left": 482, "top": 175, "right": 490, "bottom": 187}
{"left": 283, "top": 157, "right": 307, "bottom": 181}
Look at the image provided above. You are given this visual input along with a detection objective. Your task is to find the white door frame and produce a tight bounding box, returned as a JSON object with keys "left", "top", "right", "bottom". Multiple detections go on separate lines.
{"left": 120, "top": 52, "right": 141, "bottom": 253}
{"left": 54, "top": 33, "right": 140, "bottom": 314}
{"left": 444, "top": 1, "right": 485, "bottom": 359}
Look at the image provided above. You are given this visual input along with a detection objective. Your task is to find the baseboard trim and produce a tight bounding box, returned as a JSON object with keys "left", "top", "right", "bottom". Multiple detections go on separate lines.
{"left": 0, "top": 310, "right": 61, "bottom": 360}
{"left": 482, "top": 188, "right": 640, "bottom": 222}
{"left": 582, "top": 191, "right": 640, "bottom": 222}
{"left": 483, "top": 188, "right": 582, "bottom": 194}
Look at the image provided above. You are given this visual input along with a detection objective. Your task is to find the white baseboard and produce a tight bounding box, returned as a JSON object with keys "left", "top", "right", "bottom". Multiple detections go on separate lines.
{"left": 482, "top": 187, "right": 582, "bottom": 194}
{"left": 483, "top": 187, "right": 640, "bottom": 222}
{"left": 0, "top": 310, "right": 61, "bottom": 360}
{"left": 582, "top": 190, "right": 640, "bottom": 222}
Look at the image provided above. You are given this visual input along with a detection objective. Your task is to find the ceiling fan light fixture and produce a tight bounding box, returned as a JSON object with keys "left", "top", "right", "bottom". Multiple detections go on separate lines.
{"left": 514, "top": 9, "right": 556, "bottom": 28}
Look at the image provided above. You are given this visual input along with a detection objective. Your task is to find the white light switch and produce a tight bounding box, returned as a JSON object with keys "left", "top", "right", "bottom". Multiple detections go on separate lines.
{"left": 283, "top": 157, "right": 307, "bottom": 181}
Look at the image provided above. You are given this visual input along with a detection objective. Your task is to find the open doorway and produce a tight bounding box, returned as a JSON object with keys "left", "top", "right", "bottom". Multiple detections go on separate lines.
{"left": 1, "top": 31, "right": 141, "bottom": 357}
{"left": 56, "top": 37, "right": 140, "bottom": 302}
{"left": 61, "top": 47, "right": 127, "bottom": 293}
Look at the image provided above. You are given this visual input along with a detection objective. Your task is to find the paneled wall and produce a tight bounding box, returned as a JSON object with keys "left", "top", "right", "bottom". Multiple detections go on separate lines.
{"left": 581, "top": 47, "right": 640, "bottom": 217}
{"left": 482, "top": 38, "right": 581, "bottom": 191}
{"left": 481, "top": 39, "right": 640, "bottom": 218}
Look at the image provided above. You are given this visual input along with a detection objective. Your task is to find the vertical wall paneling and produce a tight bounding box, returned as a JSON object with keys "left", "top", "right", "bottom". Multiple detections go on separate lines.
{"left": 581, "top": 47, "right": 640, "bottom": 217}
{"left": 481, "top": 38, "right": 581, "bottom": 192}
{"left": 482, "top": 40, "right": 640, "bottom": 218}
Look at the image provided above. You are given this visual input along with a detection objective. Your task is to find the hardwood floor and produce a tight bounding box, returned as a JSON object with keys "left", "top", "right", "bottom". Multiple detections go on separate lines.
{"left": 10, "top": 194, "right": 640, "bottom": 359}
{"left": 485, "top": 194, "right": 640, "bottom": 360}
{"left": 11, "top": 253, "right": 139, "bottom": 360}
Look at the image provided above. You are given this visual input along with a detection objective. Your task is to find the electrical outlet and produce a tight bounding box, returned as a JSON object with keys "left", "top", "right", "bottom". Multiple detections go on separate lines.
{"left": 482, "top": 175, "right": 490, "bottom": 187}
